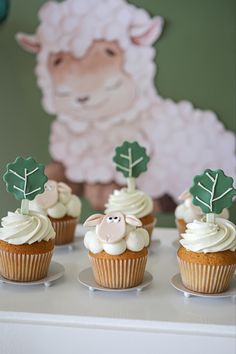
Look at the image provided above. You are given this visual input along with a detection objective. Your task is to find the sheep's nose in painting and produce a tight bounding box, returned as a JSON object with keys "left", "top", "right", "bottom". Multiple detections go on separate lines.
{"left": 77, "top": 96, "right": 90, "bottom": 103}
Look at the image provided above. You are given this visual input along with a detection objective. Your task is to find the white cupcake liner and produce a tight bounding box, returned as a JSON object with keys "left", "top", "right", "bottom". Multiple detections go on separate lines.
{"left": 178, "top": 257, "right": 236, "bottom": 293}
{"left": 51, "top": 217, "right": 78, "bottom": 245}
{"left": 0, "top": 249, "right": 53, "bottom": 282}
{"left": 89, "top": 253, "right": 148, "bottom": 289}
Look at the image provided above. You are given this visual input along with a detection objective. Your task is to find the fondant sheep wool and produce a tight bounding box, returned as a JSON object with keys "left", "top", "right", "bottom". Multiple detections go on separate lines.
{"left": 16, "top": 0, "right": 235, "bottom": 208}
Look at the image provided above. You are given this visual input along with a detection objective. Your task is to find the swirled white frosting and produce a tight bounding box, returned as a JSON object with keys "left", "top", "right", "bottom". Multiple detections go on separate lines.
{"left": 84, "top": 226, "right": 149, "bottom": 255}
{"left": 180, "top": 218, "right": 236, "bottom": 253}
{"left": 105, "top": 188, "right": 153, "bottom": 218}
{"left": 0, "top": 210, "right": 55, "bottom": 245}
{"left": 30, "top": 181, "right": 81, "bottom": 219}
{"left": 175, "top": 196, "right": 229, "bottom": 223}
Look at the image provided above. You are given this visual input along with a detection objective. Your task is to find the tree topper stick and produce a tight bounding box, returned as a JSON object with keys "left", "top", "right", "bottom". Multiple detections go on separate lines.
{"left": 21, "top": 199, "right": 29, "bottom": 215}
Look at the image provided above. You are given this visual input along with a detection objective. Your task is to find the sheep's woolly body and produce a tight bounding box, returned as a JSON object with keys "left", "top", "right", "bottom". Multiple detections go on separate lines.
{"left": 32, "top": 0, "right": 235, "bottom": 201}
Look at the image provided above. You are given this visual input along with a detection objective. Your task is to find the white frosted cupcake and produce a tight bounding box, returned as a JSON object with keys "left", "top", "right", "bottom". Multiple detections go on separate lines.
{"left": 178, "top": 217, "right": 236, "bottom": 293}
{"left": 30, "top": 180, "right": 81, "bottom": 245}
{"left": 0, "top": 210, "right": 55, "bottom": 281}
{"left": 84, "top": 212, "right": 149, "bottom": 288}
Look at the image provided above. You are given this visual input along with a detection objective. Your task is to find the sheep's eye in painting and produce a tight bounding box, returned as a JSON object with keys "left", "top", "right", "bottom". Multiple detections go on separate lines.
{"left": 107, "top": 216, "right": 113, "bottom": 223}
{"left": 53, "top": 57, "right": 63, "bottom": 66}
{"left": 105, "top": 48, "right": 116, "bottom": 56}
{"left": 114, "top": 216, "right": 120, "bottom": 223}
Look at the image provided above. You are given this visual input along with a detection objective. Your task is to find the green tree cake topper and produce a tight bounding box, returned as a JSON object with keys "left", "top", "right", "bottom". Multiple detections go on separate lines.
{"left": 190, "top": 169, "right": 236, "bottom": 223}
{"left": 3, "top": 156, "right": 48, "bottom": 214}
{"left": 113, "top": 141, "right": 150, "bottom": 192}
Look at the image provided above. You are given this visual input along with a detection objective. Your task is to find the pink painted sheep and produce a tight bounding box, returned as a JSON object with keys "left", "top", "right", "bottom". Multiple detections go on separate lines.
{"left": 16, "top": 0, "right": 235, "bottom": 210}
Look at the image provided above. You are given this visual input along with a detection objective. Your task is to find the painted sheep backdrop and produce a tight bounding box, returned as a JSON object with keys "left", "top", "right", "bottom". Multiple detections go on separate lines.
{"left": 16, "top": 0, "right": 235, "bottom": 212}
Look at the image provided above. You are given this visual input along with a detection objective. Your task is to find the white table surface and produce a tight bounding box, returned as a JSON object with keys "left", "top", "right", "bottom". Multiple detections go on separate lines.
{"left": 0, "top": 227, "right": 235, "bottom": 354}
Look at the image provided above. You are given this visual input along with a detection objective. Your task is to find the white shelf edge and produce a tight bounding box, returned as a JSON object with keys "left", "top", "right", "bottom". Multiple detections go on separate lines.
{"left": 0, "top": 312, "right": 235, "bottom": 337}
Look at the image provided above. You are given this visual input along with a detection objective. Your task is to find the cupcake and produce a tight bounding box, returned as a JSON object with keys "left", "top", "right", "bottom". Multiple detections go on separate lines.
{"left": 177, "top": 169, "right": 236, "bottom": 294}
{"left": 84, "top": 212, "right": 149, "bottom": 288}
{"left": 0, "top": 156, "right": 55, "bottom": 281}
{"left": 175, "top": 191, "right": 229, "bottom": 236}
{"left": 0, "top": 210, "right": 55, "bottom": 281}
{"left": 30, "top": 180, "right": 81, "bottom": 245}
{"left": 105, "top": 141, "right": 156, "bottom": 245}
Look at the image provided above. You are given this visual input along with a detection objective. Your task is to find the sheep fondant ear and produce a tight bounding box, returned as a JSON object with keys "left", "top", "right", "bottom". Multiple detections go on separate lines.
{"left": 130, "top": 16, "right": 164, "bottom": 46}
{"left": 125, "top": 215, "right": 142, "bottom": 227}
{"left": 15, "top": 32, "right": 41, "bottom": 54}
{"left": 178, "top": 191, "right": 191, "bottom": 201}
{"left": 83, "top": 214, "right": 104, "bottom": 227}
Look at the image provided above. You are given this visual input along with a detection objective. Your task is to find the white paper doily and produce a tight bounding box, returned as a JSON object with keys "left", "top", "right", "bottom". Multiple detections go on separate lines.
{"left": 78, "top": 267, "right": 153, "bottom": 292}
{"left": 171, "top": 273, "right": 236, "bottom": 298}
{"left": 0, "top": 261, "right": 65, "bottom": 287}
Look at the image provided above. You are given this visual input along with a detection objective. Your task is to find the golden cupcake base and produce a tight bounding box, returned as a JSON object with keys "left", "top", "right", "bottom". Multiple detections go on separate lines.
{"left": 177, "top": 247, "right": 236, "bottom": 294}
{"left": 0, "top": 239, "right": 54, "bottom": 282}
{"left": 49, "top": 216, "right": 78, "bottom": 245}
{"left": 89, "top": 248, "right": 148, "bottom": 289}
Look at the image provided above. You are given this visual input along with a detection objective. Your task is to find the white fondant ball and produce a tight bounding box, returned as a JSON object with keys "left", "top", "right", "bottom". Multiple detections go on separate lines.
{"left": 89, "top": 238, "right": 103, "bottom": 254}
{"left": 138, "top": 228, "right": 149, "bottom": 247}
{"left": 47, "top": 202, "right": 66, "bottom": 218}
{"left": 59, "top": 191, "right": 71, "bottom": 204}
{"left": 103, "top": 239, "right": 126, "bottom": 255}
{"left": 126, "top": 230, "right": 145, "bottom": 252}
{"left": 84, "top": 230, "right": 96, "bottom": 249}
{"left": 66, "top": 195, "right": 81, "bottom": 218}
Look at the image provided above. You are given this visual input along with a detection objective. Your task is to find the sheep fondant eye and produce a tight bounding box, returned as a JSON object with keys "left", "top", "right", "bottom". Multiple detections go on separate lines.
{"left": 113, "top": 216, "right": 120, "bottom": 223}
{"left": 105, "top": 48, "right": 116, "bottom": 57}
{"left": 107, "top": 216, "right": 113, "bottom": 223}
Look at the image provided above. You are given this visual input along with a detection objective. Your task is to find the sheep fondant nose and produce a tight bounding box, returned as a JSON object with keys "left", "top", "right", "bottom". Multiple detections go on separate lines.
{"left": 77, "top": 96, "right": 89, "bottom": 103}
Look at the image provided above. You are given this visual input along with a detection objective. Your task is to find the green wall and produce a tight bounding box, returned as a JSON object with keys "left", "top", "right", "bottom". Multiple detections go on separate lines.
{"left": 0, "top": 0, "right": 235, "bottom": 225}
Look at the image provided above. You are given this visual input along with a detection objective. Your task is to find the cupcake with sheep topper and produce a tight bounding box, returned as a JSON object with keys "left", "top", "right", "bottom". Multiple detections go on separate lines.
{"left": 175, "top": 190, "right": 229, "bottom": 236}
{"left": 83, "top": 212, "right": 150, "bottom": 289}
{"left": 105, "top": 141, "right": 155, "bottom": 245}
{"left": 177, "top": 169, "right": 236, "bottom": 294}
{"left": 0, "top": 157, "right": 55, "bottom": 282}
{"left": 29, "top": 180, "right": 81, "bottom": 245}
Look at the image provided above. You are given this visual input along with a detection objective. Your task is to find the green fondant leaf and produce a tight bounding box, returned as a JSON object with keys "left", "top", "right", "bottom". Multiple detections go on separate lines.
{"left": 189, "top": 169, "right": 236, "bottom": 214}
{"left": 3, "top": 156, "right": 48, "bottom": 201}
{"left": 113, "top": 141, "right": 150, "bottom": 178}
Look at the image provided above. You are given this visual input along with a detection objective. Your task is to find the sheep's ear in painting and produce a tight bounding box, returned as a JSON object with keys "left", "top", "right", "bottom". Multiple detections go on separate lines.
{"left": 130, "top": 16, "right": 164, "bottom": 46}
{"left": 15, "top": 32, "right": 41, "bottom": 54}
{"left": 83, "top": 214, "right": 104, "bottom": 227}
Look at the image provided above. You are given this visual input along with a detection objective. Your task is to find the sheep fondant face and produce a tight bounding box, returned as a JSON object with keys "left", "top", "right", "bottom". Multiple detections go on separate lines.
{"left": 47, "top": 41, "right": 136, "bottom": 121}
{"left": 84, "top": 212, "right": 148, "bottom": 255}
{"left": 36, "top": 180, "right": 58, "bottom": 209}
{"left": 84, "top": 212, "right": 142, "bottom": 244}
{"left": 97, "top": 212, "right": 126, "bottom": 243}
